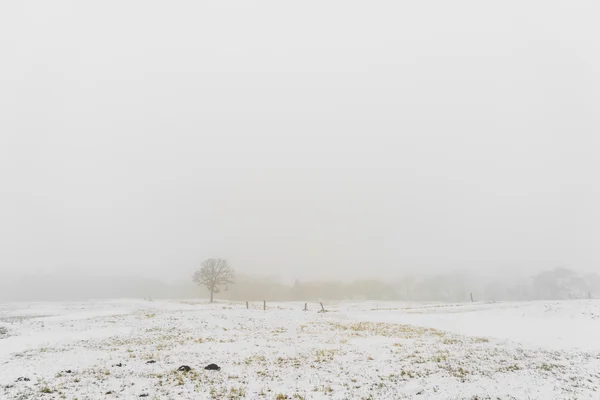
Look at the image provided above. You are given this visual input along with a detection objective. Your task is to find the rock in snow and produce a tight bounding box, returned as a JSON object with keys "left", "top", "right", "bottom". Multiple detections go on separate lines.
{"left": 204, "top": 363, "right": 221, "bottom": 371}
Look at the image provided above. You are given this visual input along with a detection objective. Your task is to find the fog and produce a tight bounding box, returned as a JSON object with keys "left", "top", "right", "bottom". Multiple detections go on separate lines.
{"left": 1, "top": 1, "right": 598, "bottom": 301}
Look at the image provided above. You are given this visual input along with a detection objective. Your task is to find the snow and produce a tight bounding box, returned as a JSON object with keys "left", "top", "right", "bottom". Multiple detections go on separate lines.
{"left": 339, "top": 300, "right": 600, "bottom": 352}
{"left": 1, "top": 299, "right": 599, "bottom": 399}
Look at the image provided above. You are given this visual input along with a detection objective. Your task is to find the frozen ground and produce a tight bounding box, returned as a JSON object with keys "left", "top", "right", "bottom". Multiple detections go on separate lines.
{"left": 1, "top": 299, "right": 599, "bottom": 399}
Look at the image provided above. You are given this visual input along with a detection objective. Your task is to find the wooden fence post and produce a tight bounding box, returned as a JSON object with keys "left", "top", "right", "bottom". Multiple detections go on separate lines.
{"left": 246, "top": 301, "right": 249, "bottom": 309}
{"left": 263, "top": 300, "right": 266, "bottom": 311}
{"left": 470, "top": 293, "right": 474, "bottom": 302}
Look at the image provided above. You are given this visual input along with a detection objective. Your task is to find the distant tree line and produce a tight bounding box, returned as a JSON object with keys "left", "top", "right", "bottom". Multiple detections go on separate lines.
{"left": 207, "top": 267, "right": 600, "bottom": 303}
{"left": 2, "top": 264, "right": 597, "bottom": 303}
{"left": 394, "top": 267, "right": 600, "bottom": 302}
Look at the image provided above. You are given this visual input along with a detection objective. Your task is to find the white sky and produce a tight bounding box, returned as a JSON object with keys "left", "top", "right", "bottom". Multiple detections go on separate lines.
{"left": 0, "top": 1, "right": 598, "bottom": 282}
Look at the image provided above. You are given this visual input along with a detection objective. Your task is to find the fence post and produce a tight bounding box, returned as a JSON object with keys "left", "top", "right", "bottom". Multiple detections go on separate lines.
{"left": 263, "top": 300, "right": 266, "bottom": 311}
{"left": 303, "top": 303, "right": 308, "bottom": 311}
{"left": 246, "top": 301, "right": 249, "bottom": 309}
{"left": 470, "top": 293, "right": 474, "bottom": 302}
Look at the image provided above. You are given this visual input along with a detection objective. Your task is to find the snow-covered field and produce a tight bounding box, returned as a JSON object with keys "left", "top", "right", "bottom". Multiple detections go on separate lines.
{"left": 1, "top": 299, "right": 599, "bottom": 400}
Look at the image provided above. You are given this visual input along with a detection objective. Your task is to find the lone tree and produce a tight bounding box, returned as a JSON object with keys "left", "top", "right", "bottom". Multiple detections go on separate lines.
{"left": 193, "top": 258, "right": 235, "bottom": 302}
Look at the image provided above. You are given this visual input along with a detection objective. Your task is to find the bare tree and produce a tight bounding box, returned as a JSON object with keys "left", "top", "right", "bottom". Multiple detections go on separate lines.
{"left": 192, "top": 258, "right": 235, "bottom": 302}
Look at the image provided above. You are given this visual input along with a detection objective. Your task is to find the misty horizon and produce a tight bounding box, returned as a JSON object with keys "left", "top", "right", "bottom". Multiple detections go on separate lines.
{"left": 1, "top": 1, "right": 598, "bottom": 301}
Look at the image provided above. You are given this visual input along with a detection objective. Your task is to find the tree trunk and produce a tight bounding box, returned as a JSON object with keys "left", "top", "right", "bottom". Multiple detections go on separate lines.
{"left": 210, "top": 289, "right": 214, "bottom": 303}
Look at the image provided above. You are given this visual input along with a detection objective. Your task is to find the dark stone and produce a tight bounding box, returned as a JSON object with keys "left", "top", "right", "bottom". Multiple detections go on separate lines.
{"left": 114, "top": 363, "right": 123, "bottom": 367}
{"left": 139, "top": 394, "right": 149, "bottom": 397}
{"left": 16, "top": 377, "right": 30, "bottom": 382}
{"left": 177, "top": 365, "right": 191, "bottom": 372}
{"left": 65, "top": 370, "right": 72, "bottom": 374}
{"left": 105, "top": 391, "right": 113, "bottom": 395}
{"left": 146, "top": 360, "right": 156, "bottom": 364}
{"left": 204, "top": 363, "right": 221, "bottom": 371}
